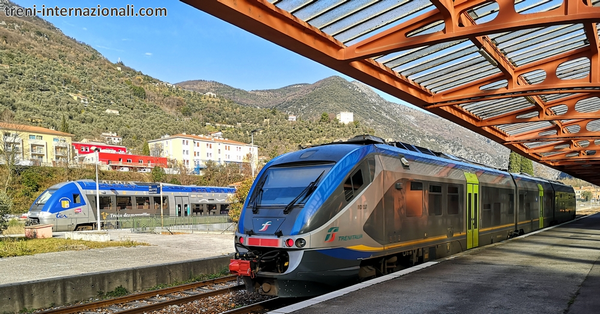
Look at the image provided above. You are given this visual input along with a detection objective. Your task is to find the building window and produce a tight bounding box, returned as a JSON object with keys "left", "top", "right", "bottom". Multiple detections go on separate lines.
{"left": 29, "top": 135, "right": 35, "bottom": 140}
{"left": 139, "top": 160, "right": 143, "bottom": 164}
{"left": 36, "top": 135, "right": 42, "bottom": 140}
{"left": 127, "top": 159, "right": 132, "bottom": 163}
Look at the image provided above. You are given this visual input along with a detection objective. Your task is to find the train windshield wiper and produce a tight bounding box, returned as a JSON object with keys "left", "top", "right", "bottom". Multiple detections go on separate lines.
{"left": 283, "top": 170, "right": 325, "bottom": 215}
{"left": 251, "top": 175, "right": 267, "bottom": 214}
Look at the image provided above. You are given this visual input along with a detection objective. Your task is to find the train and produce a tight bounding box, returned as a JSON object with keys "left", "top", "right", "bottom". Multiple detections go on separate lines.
{"left": 228, "top": 135, "right": 576, "bottom": 297}
{"left": 26, "top": 180, "right": 236, "bottom": 231}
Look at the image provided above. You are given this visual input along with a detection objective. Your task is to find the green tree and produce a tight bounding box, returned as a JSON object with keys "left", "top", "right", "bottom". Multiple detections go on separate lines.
{"left": 320, "top": 112, "right": 330, "bottom": 123}
{"left": 508, "top": 152, "right": 521, "bottom": 173}
{"left": 0, "top": 191, "right": 13, "bottom": 233}
{"left": 142, "top": 141, "right": 150, "bottom": 156}
{"left": 228, "top": 178, "right": 254, "bottom": 223}
{"left": 582, "top": 190, "right": 593, "bottom": 202}
{"left": 151, "top": 166, "right": 166, "bottom": 183}
{"left": 59, "top": 115, "right": 70, "bottom": 133}
{"left": 520, "top": 157, "right": 534, "bottom": 176}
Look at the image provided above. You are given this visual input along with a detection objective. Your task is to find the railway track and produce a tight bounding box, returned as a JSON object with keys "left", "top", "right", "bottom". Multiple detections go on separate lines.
{"left": 37, "top": 275, "right": 247, "bottom": 314}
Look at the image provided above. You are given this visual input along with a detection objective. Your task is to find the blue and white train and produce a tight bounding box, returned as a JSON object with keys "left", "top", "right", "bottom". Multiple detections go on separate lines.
{"left": 229, "top": 135, "right": 576, "bottom": 297}
{"left": 27, "top": 180, "right": 236, "bottom": 231}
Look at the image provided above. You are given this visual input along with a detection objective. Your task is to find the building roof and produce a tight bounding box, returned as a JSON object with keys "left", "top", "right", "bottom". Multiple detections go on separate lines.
{"left": 0, "top": 122, "right": 74, "bottom": 137}
{"left": 149, "top": 133, "right": 250, "bottom": 146}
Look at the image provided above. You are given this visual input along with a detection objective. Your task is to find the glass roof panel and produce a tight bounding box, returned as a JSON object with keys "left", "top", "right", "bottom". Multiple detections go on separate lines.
{"left": 498, "top": 121, "right": 553, "bottom": 135}
{"left": 575, "top": 97, "right": 600, "bottom": 113}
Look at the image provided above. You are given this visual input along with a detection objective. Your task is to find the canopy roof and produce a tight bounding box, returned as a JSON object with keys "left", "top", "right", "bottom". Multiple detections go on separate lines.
{"left": 183, "top": 0, "right": 600, "bottom": 184}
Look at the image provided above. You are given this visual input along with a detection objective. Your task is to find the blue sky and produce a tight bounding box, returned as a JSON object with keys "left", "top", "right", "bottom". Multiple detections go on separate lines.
{"left": 10, "top": 0, "right": 413, "bottom": 106}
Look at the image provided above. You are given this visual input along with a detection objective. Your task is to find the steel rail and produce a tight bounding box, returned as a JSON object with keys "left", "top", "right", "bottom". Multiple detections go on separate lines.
{"left": 37, "top": 275, "right": 239, "bottom": 314}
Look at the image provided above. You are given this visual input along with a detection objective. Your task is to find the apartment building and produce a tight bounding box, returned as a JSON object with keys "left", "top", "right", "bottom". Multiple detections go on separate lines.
{"left": 148, "top": 133, "right": 258, "bottom": 172}
{"left": 0, "top": 122, "right": 74, "bottom": 166}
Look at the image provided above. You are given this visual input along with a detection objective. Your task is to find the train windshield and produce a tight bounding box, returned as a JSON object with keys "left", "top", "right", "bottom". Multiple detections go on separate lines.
{"left": 35, "top": 190, "right": 56, "bottom": 205}
{"left": 253, "top": 163, "right": 333, "bottom": 207}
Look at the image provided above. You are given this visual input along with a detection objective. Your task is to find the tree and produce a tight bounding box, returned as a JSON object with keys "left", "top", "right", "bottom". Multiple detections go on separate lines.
{"left": 151, "top": 166, "right": 166, "bottom": 183}
{"left": 320, "top": 112, "right": 330, "bottom": 123}
{"left": 59, "top": 114, "right": 70, "bottom": 133}
{"left": 508, "top": 152, "right": 521, "bottom": 173}
{"left": 228, "top": 178, "right": 253, "bottom": 223}
{"left": 0, "top": 191, "right": 12, "bottom": 234}
{"left": 582, "top": 191, "right": 593, "bottom": 202}
{"left": 141, "top": 141, "right": 150, "bottom": 156}
{"left": 520, "top": 157, "right": 534, "bottom": 176}
{"left": 0, "top": 118, "right": 26, "bottom": 193}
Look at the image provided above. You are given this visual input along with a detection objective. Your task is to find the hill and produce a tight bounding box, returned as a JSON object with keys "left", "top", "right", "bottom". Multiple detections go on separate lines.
{"left": 0, "top": 5, "right": 373, "bottom": 158}
{"left": 179, "top": 76, "right": 510, "bottom": 168}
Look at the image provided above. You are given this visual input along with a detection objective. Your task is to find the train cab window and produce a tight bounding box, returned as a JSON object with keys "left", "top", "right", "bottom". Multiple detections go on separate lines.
{"left": 428, "top": 185, "right": 442, "bottom": 216}
{"left": 72, "top": 194, "right": 81, "bottom": 204}
{"left": 447, "top": 185, "right": 460, "bottom": 215}
{"left": 344, "top": 170, "right": 364, "bottom": 202}
{"left": 406, "top": 181, "right": 423, "bottom": 217}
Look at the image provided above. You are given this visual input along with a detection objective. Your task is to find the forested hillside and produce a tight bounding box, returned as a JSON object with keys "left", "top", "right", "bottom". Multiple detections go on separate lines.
{"left": 0, "top": 7, "right": 373, "bottom": 158}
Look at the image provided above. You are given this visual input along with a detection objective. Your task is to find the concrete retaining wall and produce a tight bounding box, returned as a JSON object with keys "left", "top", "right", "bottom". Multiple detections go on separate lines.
{"left": 0, "top": 255, "right": 231, "bottom": 313}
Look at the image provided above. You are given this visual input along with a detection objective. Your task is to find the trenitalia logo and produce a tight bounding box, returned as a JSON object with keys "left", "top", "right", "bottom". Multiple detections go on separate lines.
{"left": 259, "top": 221, "right": 272, "bottom": 232}
{"left": 324, "top": 227, "right": 339, "bottom": 242}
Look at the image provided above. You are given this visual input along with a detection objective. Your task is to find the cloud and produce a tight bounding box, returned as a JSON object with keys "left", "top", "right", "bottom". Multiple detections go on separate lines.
{"left": 82, "top": 27, "right": 87, "bottom": 31}
{"left": 96, "top": 45, "right": 124, "bottom": 52}
{"left": 145, "top": 52, "right": 152, "bottom": 56}
{"left": 122, "top": 38, "right": 130, "bottom": 41}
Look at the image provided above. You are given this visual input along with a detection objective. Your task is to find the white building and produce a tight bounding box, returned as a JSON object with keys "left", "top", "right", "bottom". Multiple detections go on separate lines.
{"left": 336, "top": 112, "right": 354, "bottom": 124}
{"left": 148, "top": 133, "right": 258, "bottom": 173}
{"left": 101, "top": 132, "right": 123, "bottom": 145}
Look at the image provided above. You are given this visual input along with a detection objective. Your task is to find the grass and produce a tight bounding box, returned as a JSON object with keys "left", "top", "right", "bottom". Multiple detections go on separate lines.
{"left": 0, "top": 237, "right": 147, "bottom": 258}
{"left": 3, "top": 219, "right": 25, "bottom": 235}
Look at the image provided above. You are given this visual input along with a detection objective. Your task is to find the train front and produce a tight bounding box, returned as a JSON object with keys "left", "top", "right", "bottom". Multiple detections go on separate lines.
{"left": 229, "top": 143, "right": 374, "bottom": 297}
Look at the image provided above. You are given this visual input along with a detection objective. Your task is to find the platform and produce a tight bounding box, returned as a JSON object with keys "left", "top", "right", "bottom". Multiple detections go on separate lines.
{"left": 274, "top": 213, "right": 600, "bottom": 314}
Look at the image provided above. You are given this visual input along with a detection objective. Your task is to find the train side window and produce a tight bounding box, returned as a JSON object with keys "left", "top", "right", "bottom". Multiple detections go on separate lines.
{"left": 72, "top": 194, "right": 81, "bottom": 204}
{"left": 136, "top": 197, "right": 150, "bottom": 210}
{"left": 344, "top": 170, "right": 364, "bottom": 201}
{"left": 116, "top": 196, "right": 131, "bottom": 210}
{"left": 406, "top": 181, "right": 423, "bottom": 217}
{"left": 99, "top": 196, "right": 112, "bottom": 210}
{"left": 428, "top": 185, "right": 442, "bottom": 216}
{"left": 447, "top": 185, "right": 459, "bottom": 215}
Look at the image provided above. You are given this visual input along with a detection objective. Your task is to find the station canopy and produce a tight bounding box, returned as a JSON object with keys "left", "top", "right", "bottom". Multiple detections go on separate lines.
{"left": 184, "top": 0, "right": 600, "bottom": 185}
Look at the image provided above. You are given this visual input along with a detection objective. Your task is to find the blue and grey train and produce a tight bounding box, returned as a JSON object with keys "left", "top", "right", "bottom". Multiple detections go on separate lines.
{"left": 229, "top": 135, "right": 576, "bottom": 297}
{"left": 27, "top": 180, "right": 236, "bottom": 231}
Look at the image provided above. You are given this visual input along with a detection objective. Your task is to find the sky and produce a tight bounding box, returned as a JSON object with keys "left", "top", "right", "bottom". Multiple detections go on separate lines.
{"left": 8, "top": 0, "right": 414, "bottom": 108}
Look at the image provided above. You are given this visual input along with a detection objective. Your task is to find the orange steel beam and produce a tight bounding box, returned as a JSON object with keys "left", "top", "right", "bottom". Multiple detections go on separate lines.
{"left": 479, "top": 94, "right": 598, "bottom": 127}
{"left": 345, "top": 0, "right": 600, "bottom": 60}
{"left": 433, "top": 47, "right": 599, "bottom": 105}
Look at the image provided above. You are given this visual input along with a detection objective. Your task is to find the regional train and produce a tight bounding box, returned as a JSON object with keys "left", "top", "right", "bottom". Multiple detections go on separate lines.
{"left": 26, "top": 180, "right": 236, "bottom": 231}
{"left": 229, "top": 135, "right": 576, "bottom": 297}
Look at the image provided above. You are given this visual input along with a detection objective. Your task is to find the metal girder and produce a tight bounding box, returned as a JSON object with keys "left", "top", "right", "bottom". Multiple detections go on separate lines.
{"left": 184, "top": 0, "right": 600, "bottom": 185}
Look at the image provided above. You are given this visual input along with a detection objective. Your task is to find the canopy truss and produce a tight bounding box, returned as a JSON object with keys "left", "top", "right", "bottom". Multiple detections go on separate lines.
{"left": 183, "top": 0, "right": 600, "bottom": 184}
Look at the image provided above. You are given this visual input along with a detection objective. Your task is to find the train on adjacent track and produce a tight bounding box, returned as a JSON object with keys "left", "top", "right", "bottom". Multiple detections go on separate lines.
{"left": 27, "top": 180, "right": 236, "bottom": 231}
{"left": 229, "top": 135, "right": 576, "bottom": 297}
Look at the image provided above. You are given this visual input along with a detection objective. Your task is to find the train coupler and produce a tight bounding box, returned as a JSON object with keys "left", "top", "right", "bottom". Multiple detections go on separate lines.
{"left": 229, "top": 259, "right": 254, "bottom": 277}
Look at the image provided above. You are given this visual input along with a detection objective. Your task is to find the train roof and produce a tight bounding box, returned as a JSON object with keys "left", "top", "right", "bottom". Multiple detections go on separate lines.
{"left": 73, "top": 180, "right": 236, "bottom": 194}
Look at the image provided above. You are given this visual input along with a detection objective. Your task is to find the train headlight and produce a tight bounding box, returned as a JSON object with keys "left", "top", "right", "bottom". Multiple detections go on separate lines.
{"left": 295, "top": 238, "right": 306, "bottom": 248}
{"left": 285, "top": 238, "right": 294, "bottom": 247}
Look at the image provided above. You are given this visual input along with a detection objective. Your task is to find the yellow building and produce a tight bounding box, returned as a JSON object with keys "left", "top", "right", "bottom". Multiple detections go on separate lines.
{"left": 148, "top": 133, "right": 258, "bottom": 172}
{"left": 0, "top": 122, "right": 74, "bottom": 166}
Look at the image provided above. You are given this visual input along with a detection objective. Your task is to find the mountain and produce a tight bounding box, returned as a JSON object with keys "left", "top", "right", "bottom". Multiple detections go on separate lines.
{"left": 178, "top": 76, "right": 511, "bottom": 168}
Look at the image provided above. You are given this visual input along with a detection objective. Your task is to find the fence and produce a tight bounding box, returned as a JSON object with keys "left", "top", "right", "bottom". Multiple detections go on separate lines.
{"left": 103, "top": 214, "right": 234, "bottom": 233}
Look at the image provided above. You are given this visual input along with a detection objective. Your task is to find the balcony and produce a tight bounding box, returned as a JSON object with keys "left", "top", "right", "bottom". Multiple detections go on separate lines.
{"left": 3, "top": 136, "right": 21, "bottom": 143}
{"left": 53, "top": 141, "right": 69, "bottom": 147}
{"left": 30, "top": 147, "right": 45, "bottom": 155}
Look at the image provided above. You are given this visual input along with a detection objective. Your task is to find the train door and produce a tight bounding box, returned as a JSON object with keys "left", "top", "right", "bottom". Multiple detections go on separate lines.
{"left": 465, "top": 173, "right": 479, "bottom": 249}
{"left": 175, "top": 196, "right": 190, "bottom": 217}
{"left": 538, "top": 183, "right": 544, "bottom": 228}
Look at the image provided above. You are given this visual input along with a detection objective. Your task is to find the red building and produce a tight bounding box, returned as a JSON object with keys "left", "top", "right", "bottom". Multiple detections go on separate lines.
{"left": 73, "top": 142, "right": 167, "bottom": 172}
{"left": 73, "top": 142, "right": 127, "bottom": 155}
